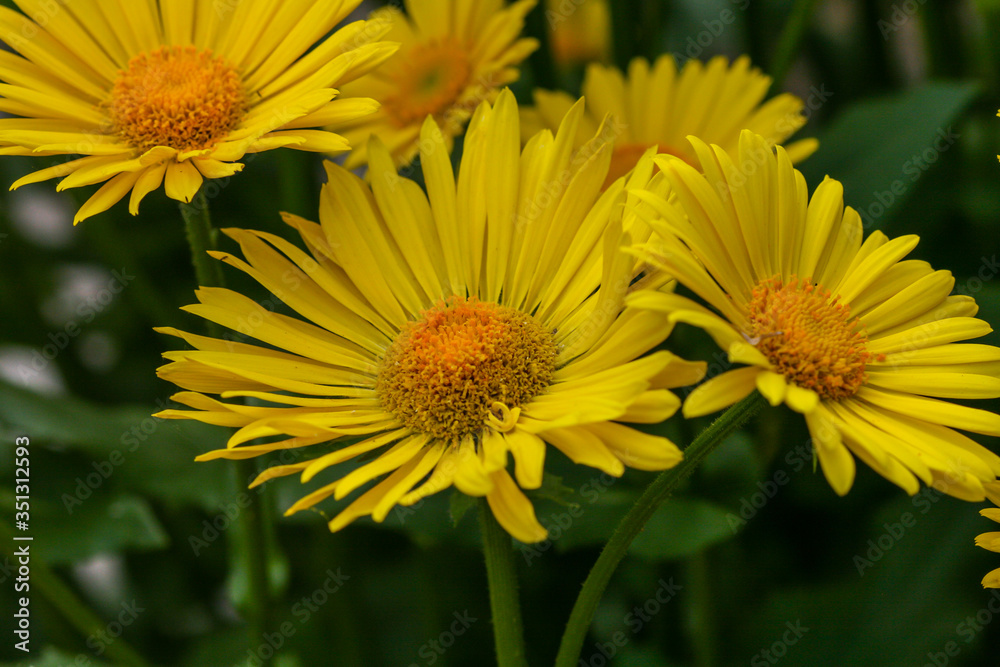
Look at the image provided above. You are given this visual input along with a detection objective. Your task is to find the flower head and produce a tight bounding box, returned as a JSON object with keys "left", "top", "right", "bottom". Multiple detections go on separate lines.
{"left": 333, "top": 0, "right": 538, "bottom": 169}
{"left": 629, "top": 130, "right": 1000, "bottom": 501}
{"left": 0, "top": 0, "right": 397, "bottom": 222}
{"left": 547, "top": 0, "right": 611, "bottom": 68}
{"left": 521, "top": 55, "right": 819, "bottom": 188}
{"left": 155, "top": 90, "right": 703, "bottom": 542}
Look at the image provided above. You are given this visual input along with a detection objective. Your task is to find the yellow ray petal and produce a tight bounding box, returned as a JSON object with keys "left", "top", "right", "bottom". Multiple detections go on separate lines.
{"left": 683, "top": 367, "right": 761, "bottom": 418}
{"left": 486, "top": 469, "right": 548, "bottom": 543}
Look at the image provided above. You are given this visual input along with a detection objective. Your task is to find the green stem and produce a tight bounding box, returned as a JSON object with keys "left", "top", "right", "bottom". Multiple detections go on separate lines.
{"left": 275, "top": 150, "right": 313, "bottom": 218}
{"left": 178, "top": 191, "right": 275, "bottom": 665}
{"left": 554, "top": 392, "right": 766, "bottom": 667}
{"left": 0, "top": 520, "right": 150, "bottom": 667}
{"left": 768, "top": 0, "right": 821, "bottom": 90}
{"left": 479, "top": 499, "right": 528, "bottom": 667}
{"left": 180, "top": 192, "right": 226, "bottom": 297}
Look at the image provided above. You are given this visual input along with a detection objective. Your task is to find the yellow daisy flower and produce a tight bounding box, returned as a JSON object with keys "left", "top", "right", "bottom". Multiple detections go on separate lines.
{"left": 333, "top": 0, "right": 538, "bottom": 169}
{"left": 154, "top": 90, "right": 703, "bottom": 543}
{"left": 546, "top": 0, "right": 611, "bottom": 68}
{"left": 0, "top": 0, "right": 397, "bottom": 223}
{"left": 628, "top": 130, "right": 1000, "bottom": 501}
{"left": 521, "top": 54, "right": 819, "bottom": 188}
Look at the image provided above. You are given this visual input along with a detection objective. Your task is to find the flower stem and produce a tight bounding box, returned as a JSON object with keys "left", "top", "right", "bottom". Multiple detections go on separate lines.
{"left": 479, "top": 499, "right": 529, "bottom": 667}
{"left": 179, "top": 191, "right": 276, "bottom": 665}
{"left": 180, "top": 192, "right": 226, "bottom": 304}
{"left": 0, "top": 519, "right": 151, "bottom": 667}
{"left": 554, "top": 392, "right": 766, "bottom": 667}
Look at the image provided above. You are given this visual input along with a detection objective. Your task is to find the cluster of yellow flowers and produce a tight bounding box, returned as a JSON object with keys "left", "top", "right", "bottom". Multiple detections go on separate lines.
{"left": 1, "top": 0, "right": 999, "bottom": 585}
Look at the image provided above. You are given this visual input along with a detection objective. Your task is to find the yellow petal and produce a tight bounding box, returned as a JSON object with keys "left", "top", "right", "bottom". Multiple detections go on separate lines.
{"left": 805, "top": 406, "right": 855, "bottom": 496}
{"left": 486, "top": 469, "right": 548, "bottom": 543}
{"left": 755, "top": 371, "right": 787, "bottom": 407}
{"left": 585, "top": 422, "right": 682, "bottom": 471}
{"left": 505, "top": 427, "right": 546, "bottom": 490}
{"left": 540, "top": 426, "right": 625, "bottom": 477}
{"left": 683, "top": 367, "right": 761, "bottom": 418}
{"left": 164, "top": 160, "right": 203, "bottom": 203}
{"left": 74, "top": 170, "right": 141, "bottom": 223}
{"left": 784, "top": 383, "right": 819, "bottom": 414}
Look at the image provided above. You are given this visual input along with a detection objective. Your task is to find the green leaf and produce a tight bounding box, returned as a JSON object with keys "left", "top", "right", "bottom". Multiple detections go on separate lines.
{"left": 798, "top": 82, "right": 978, "bottom": 230}
{"left": 0, "top": 444, "right": 169, "bottom": 563}
{"left": 629, "top": 498, "right": 737, "bottom": 560}
{"left": 553, "top": 492, "right": 736, "bottom": 560}
{"left": 529, "top": 471, "right": 578, "bottom": 507}
{"left": 32, "top": 492, "right": 169, "bottom": 565}
{"left": 734, "top": 498, "right": 987, "bottom": 667}
{"left": 0, "top": 380, "right": 230, "bottom": 510}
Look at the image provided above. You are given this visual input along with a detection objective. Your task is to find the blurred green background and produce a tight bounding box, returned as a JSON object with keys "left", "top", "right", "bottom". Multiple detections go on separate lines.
{"left": 2, "top": 0, "right": 1000, "bottom": 665}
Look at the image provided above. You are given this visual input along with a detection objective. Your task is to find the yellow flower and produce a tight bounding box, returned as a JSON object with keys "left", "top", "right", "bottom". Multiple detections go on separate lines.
{"left": 629, "top": 130, "right": 1000, "bottom": 501}
{"left": 0, "top": 0, "right": 397, "bottom": 223}
{"left": 546, "top": 0, "right": 611, "bottom": 67}
{"left": 333, "top": 0, "right": 538, "bottom": 169}
{"left": 154, "top": 90, "right": 703, "bottom": 543}
{"left": 521, "top": 55, "right": 818, "bottom": 188}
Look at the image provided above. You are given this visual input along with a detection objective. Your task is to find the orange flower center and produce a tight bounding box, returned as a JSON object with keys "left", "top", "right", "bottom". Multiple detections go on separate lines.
{"left": 109, "top": 46, "right": 247, "bottom": 152}
{"left": 382, "top": 38, "right": 472, "bottom": 127}
{"left": 746, "top": 275, "right": 874, "bottom": 400}
{"left": 377, "top": 297, "right": 557, "bottom": 441}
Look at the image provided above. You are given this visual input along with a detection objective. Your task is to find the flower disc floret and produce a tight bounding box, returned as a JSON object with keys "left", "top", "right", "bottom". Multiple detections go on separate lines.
{"left": 377, "top": 297, "right": 557, "bottom": 441}
{"left": 382, "top": 38, "right": 472, "bottom": 127}
{"left": 747, "top": 275, "right": 874, "bottom": 400}
{"left": 110, "top": 45, "right": 247, "bottom": 152}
